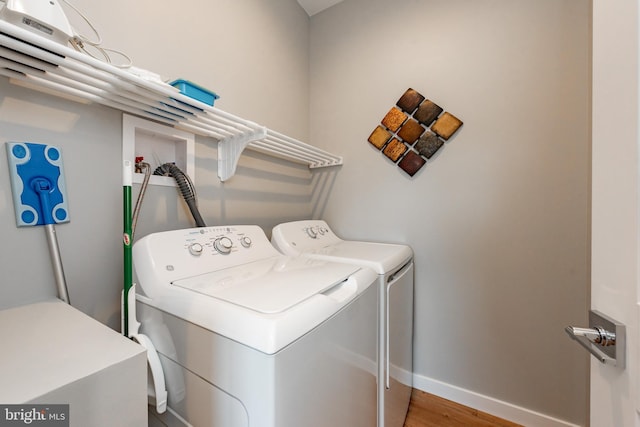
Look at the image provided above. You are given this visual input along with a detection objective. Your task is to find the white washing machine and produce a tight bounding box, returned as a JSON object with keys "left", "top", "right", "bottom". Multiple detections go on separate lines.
{"left": 271, "top": 220, "right": 414, "bottom": 427}
{"left": 132, "top": 225, "right": 378, "bottom": 427}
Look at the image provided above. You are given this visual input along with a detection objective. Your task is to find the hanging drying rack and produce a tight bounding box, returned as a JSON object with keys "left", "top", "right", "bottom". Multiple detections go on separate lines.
{"left": 0, "top": 20, "right": 342, "bottom": 181}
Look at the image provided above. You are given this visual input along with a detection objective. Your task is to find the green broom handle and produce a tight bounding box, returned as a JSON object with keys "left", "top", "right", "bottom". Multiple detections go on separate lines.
{"left": 123, "top": 160, "right": 133, "bottom": 337}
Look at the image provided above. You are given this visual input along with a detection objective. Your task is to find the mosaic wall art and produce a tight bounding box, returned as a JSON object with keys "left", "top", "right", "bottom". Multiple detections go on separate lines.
{"left": 367, "top": 88, "right": 463, "bottom": 177}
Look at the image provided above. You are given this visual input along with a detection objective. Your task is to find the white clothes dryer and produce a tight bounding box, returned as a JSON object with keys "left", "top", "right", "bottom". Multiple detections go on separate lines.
{"left": 271, "top": 220, "right": 414, "bottom": 427}
{"left": 133, "top": 225, "right": 378, "bottom": 427}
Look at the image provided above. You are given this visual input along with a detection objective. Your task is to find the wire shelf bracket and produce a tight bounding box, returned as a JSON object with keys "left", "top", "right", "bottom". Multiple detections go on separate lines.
{"left": 218, "top": 126, "right": 267, "bottom": 182}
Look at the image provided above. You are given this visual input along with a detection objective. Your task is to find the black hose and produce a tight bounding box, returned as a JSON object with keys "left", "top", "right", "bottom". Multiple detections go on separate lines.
{"left": 154, "top": 163, "right": 206, "bottom": 227}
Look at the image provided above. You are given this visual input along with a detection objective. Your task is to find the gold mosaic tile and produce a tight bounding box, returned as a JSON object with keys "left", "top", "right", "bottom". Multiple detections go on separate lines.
{"left": 381, "top": 107, "right": 407, "bottom": 132}
{"left": 368, "top": 125, "right": 392, "bottom": 150}
{"left": 431, "top": 112, "right": 463, "bottom": 140}
{"left": 397, "top": 119, "right": 425, "bottom": 144}
{"left": 382, "top": 138, "right": 407, "bottom": 162}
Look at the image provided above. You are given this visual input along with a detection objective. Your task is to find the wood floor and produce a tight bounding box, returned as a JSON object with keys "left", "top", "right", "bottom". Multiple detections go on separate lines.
{"left": 403, "top": 389, "right": 523, "bottom": 427}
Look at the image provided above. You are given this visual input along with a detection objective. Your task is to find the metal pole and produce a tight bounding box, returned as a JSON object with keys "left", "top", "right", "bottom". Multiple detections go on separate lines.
{"left": 44, "top": 224, "right": 70, "bottom": 304}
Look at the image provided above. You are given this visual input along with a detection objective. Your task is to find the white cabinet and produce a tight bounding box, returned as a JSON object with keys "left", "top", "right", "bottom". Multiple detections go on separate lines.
{"left": 0, "top": 300, "right": 147, "bottom": 427}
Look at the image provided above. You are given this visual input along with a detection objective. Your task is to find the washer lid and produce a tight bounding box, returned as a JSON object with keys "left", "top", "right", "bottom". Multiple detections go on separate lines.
{"left": 306, "top": 241, "right": 413, "bottom": 275}
{"left": 172, "top": 257, "right": 360, "bottom": 314}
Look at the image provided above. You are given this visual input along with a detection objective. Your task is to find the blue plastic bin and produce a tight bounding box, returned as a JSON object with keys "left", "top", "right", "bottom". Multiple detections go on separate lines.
{"left": 169, "top": 79, "right": 219, "bottom": 106}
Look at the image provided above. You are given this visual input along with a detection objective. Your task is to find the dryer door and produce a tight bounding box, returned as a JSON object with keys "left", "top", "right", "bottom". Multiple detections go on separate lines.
{"left": 385, "top": 261, "right": 414, "bottom": 427}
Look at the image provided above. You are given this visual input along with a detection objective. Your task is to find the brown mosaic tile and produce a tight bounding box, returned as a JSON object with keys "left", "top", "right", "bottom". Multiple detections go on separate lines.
{"left": 431, "top": 112, "right": 463, "bottom": 140}
{"left": 368, "top": 125, "right": 392, "bottom": 150}
{"left": 397, "top": 119, "right": 425, "bottom": 144}
{"left": 382, "top": 138, "right": 407, "bottom": 162}
{"left": 414, "top": 131, "right": 444, "bottom": 159}
{"left": 398, "top": 150, "right": 426, "bottom": 177}
{"left": 381, "top": 107, "right": 407, "bottom": 132}
{"left": 396, "top": 88, "right": 425, "bottom": 113}
{"left": 414, "top": 100, "right": 443, "bottom": 126}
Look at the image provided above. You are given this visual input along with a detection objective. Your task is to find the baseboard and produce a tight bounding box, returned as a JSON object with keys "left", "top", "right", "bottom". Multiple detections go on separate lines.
{"left": 412, "top": 374, "right": 582, "bottom": 427}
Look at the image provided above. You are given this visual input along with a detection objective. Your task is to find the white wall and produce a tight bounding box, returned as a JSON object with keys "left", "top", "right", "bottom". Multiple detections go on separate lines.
{"left": 309, "top": 1, "right": 591, "bottom": 425}
{"left": 0, "top": 0, "right": 316, "bottom": 325}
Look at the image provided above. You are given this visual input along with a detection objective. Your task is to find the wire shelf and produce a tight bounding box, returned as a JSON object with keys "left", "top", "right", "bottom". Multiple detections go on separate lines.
{"left": 0, "top": 20, "right": 343, "bottom": 181}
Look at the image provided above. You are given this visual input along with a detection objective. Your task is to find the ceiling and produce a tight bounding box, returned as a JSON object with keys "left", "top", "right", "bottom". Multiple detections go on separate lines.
{"left": 296, "top": 0, "right": 344, "bottom": 16}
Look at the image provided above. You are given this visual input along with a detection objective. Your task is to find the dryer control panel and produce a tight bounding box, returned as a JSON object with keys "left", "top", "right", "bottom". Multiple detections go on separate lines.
{"left": 303, "top": 223, "right": 329, "bottom": 239}
{"left": 271, "top": 220, "right": 342, "bottom": 255}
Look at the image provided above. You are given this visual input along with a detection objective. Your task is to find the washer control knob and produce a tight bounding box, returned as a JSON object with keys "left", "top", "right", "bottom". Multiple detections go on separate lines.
{"left": 318, "top": 227, "right": 327, "bottom": 235}
{"left": 213, "top": 237, "right": 233, "bottom": 254}
{"left": 306, "top": 227, "right": 318, "bottom": 238}
{"left": 240, "top": 236, "right": 252, "bottom": 248}
{"left": 188, "top": 243, "right": 203, "bottom": 256}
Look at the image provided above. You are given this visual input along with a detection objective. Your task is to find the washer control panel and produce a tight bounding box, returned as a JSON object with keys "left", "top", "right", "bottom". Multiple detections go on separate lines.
{"left": 181, "top": 227, "right": 259, "bottom": 257}
{"left": 133, "top": 225, "right": 280, "bottom": 289}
